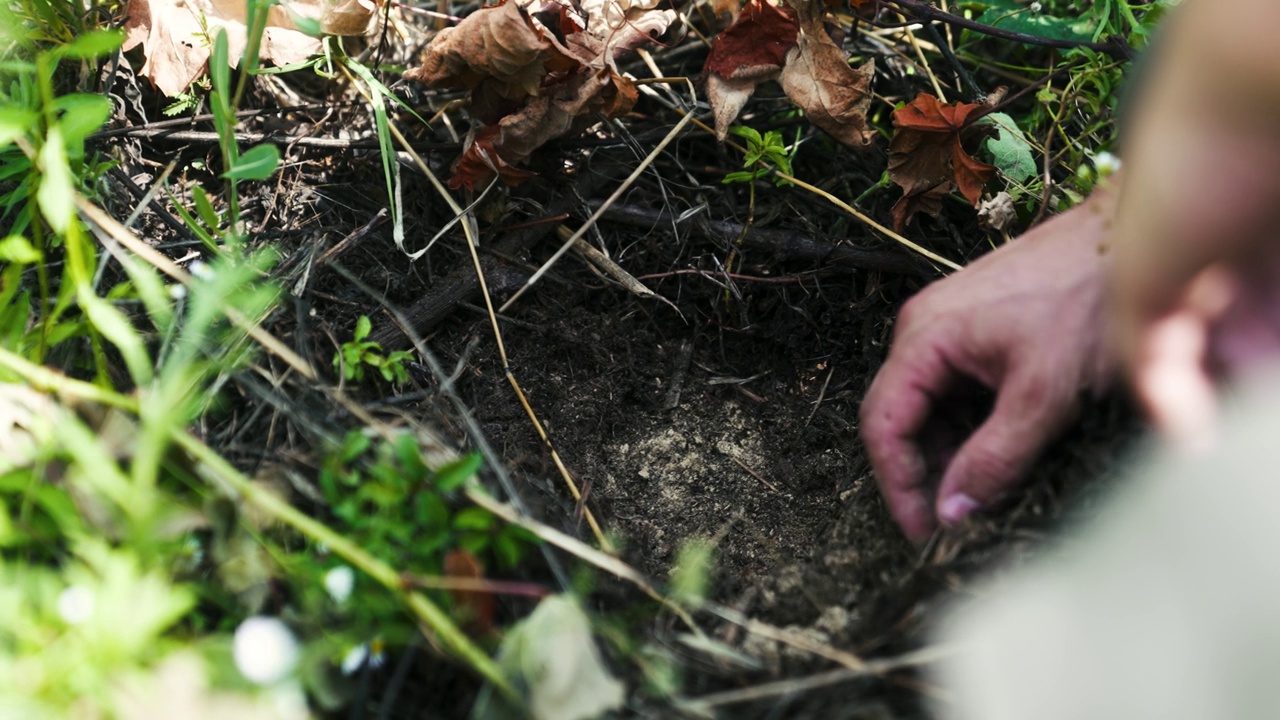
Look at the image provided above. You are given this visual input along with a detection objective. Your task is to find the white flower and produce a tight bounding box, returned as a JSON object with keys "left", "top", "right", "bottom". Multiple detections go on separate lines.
{"left": 168, "top": 284, "right": 188, "bottom": 300}
{"left": 1093, "top": 151, "right": 1122, "bottom": 177}
{"left": 340, "top": 644, "right": 368, "bottom": 675}
{"left": 340, "top": 639, "right": 386, "bottom": 675}
{"left": 188, "top": 260, "right": 214, "bottom": 281}
{"left": 323, "top": 566, "right": 355, "bottom": 604}
{"left": 56, "top": 585, "right": 94, "bottom": 625}
{"left": 1029, "top": 1, "right": 1042, "bottom": 11}
{"left": 233, "top": 616, "right": 300, "bottom": 685}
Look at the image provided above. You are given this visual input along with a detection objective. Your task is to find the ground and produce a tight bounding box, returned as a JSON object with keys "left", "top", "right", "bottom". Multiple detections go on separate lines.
{"left": 95, "top": 14, "right": 1143, "bottom": 718}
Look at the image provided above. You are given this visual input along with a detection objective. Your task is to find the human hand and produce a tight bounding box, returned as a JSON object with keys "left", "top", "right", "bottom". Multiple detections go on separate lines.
{"left": 1108, "top": 0, "right": 1280, "bottom": 450}
{"left": 861, "top": 191, "right": 1119, "bottom": 543}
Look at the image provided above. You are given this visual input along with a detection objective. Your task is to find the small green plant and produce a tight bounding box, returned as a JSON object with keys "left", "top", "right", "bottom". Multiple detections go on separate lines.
{"left": 332, "top": 315, "right": 415, "bottom": 384}
{"left": 722, "top": 125, "right": 795, "bottom": 187}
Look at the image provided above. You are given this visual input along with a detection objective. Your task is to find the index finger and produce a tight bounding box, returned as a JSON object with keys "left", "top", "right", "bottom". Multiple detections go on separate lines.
{"left": 860, "top": 340, "right": 954, "bottom": 543}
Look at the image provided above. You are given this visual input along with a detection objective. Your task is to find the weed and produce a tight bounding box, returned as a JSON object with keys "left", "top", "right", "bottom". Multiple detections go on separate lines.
{"left": 332, "top": 315, "right": 415, "bottom": 384}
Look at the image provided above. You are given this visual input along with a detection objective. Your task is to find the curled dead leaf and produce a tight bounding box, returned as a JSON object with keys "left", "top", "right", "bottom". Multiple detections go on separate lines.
{"left": 408, "top": 0, "right": 672, "bottom": 190}
{"left": 978, "top": 191, "right": 1018, "bottom": 232}
{"left": 779, "top": 20, "right": 874, "bottom": 148}
{"left": 403, "top": 0, "right": 579, "bottom": 102}
{"left": 703, "top": 0, "right": 874, "bottom": 148}
{"left": 888, "top": 93, "right": 996, "bottom": 231}
{"left": 703, "top": 0, "right": 797, "bottom": 140}
{"left": 321, "top": 0, "right": 378, "bottom": 36}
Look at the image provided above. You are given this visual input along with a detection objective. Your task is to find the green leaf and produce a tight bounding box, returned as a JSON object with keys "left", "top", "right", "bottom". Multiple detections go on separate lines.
{"left": 722, "top": 171, "right": 756, "bottom": 185}
{"left": 56, "top": 29, "right": 125, "bottom": 58}
{"left": 728, "top": 125, "right": 763, "bottom": 146}
{"left": 669, "top": 538, "right": 714, "bottom": 609}
{"left": 211, "top": 30, "right": 232, "bottom": 99}
{"left": 981, "top": 112, "right": 1037, "bottom": 184}
{"left": 81, "top": 290, "right": 153, "bottom": 384}
{"left": 191, "top": 186, "right": 220, "bottom": 231}
{"left": 435, "top": 453, "right": 483, "bottom": 492}
{"left": 452, "top": 507, "right": 495, "bottom": 532}
{"left": 0, "top": 235, "right": 39, "bottom": 263}
{"left": 36, "top": 126, "right": 74, "bottom": 234}
{"left": 0, "top": 109, "right": 35, "bottom": 147}
{"left": 975, "top": 0, "right": 1095, "bottom": 42}
{"left": 221, "top": 143, "right": 280, "bottom": 180}
{"left": 354, "top": 315, "right": 371, "bottom": 341}
{"left": 54, "top": 94, "right": 112, "bottom": 153}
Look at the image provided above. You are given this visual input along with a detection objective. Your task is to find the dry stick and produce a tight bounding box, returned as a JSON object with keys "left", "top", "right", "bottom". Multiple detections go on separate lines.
{"left": 561, "top": 225, "right": 682, "bottom": 315}
{"left": 590, "top": 203, "right": 926, "bottom": 276}
{"left": 898, "top": 11, "right": 948, "bottom": 101}
{"left": 0, "top": 346, "right": 516, "bottom": 701}
{"left": 468, "top": 488, "right": 704, "bottom": 637}
{"left": 386, "top": 122, "right": 615, "bottom": 552}
{"left": 885, "top": 0, "right": 1135, "bottom": 60}
{"left": 497, "top": 87, "right": 698, "bottom": 313}
{"left": 677, "top": 645, "right": 955, "bottom": 712}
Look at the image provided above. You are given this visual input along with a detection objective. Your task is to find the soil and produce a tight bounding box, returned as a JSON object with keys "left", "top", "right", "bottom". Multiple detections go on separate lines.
{"left": 93, "top": 24, "right": 1143, "bottom": 719}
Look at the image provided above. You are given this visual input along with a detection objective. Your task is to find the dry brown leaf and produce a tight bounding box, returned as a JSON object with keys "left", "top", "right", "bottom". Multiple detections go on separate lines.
{"left": 978, "top": 191, "right": 1017, "bottom": 232}
{"left": 122, "top": 0, "right": 373, "bottom": 97}
{"left": 779, "top": 19, "right": 874, "bottom": 148}
{"left": 888, "top": 92, "right": 996, "bottom": 231}
{"left": 403, "top": 0, "right": 579, "bottom": 103}
{"left": 408, "top": 0, "right": 673, "bottom": 189}
{"left": 449, "top": 68, "right": 636, "bottom": 191}
{"left": 703, "top": 0, "right": 873, "bottom": 148}
{"left": 321, "top": 0, "right": 378, "bottom": 35}
{"left": 702, "top": 0, "right": 798, "bottom": 140}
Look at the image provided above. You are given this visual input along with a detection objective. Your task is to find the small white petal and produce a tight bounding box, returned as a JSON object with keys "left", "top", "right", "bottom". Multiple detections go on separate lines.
{"left": 168, "top": 284, "right": 188, "bottom": 300}
{"left": 341, "top": 644, "right": 369, "bottom": 675}
{"left": 188, "top": 260, "right": 213, "bottom": 281}
{"left": 1094, "top": 151, "right": 1122, "bottom": 176}
{"left": 234, "top": 616, "right": 300, "bottom": 685}
{"left": 324, "top": 566, "right": 355, "bottom": 604}
{"left": 56, "top": 585, "right": 94, "bottom": 625}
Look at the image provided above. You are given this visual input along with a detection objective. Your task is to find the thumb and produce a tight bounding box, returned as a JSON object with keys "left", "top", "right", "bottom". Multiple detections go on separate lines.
{"left": 934, "top": 371, "right": 1078, "bottom": 526}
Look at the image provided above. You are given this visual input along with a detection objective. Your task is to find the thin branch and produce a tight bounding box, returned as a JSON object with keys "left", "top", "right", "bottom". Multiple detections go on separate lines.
{"left": 886, "top": 0, "right": 1135, "bottom": 60}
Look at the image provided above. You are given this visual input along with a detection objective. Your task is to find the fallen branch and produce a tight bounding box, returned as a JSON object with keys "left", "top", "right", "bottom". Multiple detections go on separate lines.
{"left": 589, "top": 203, "right": 930, "bottom": 277}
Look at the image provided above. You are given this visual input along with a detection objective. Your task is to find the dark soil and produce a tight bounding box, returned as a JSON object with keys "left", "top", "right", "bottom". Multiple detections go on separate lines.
{"left": 95, "top": 21, "right": 1143, "bottom": 718}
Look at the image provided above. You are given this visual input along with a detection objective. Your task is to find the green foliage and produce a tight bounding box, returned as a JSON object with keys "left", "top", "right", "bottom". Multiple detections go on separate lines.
{"left": 981, "top": 112, "right": 1036, "bottom": 184}
{"left": 723, "top": 125, "right": 795, "bottom": 187}
{"left": 317, "top": 434, "right": 537, "bottom": 575}
{"left": 332, "top": 315, "right": 416, "bottom": 384}
{"left": 668, "top": 538, "right": 714, "bottom": 610}
{"left": 970, "top": 0, "right": 1096, "bottom": 42}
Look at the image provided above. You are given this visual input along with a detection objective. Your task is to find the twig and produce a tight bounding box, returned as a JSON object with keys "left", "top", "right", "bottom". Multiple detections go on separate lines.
{"left": 97, "top": 127, "right": 456, "bottom": 152}
{"left": 497, "top": 80, "right": 699, "bottom": 313}
{"left": 676, "top": 645, "right": 954, "bottom": 713}
{"left": 885, "top": 0, "right": 1135, "bottom": 60}
{"left": 590, "top": 202, "right": 929, "bottom": 276}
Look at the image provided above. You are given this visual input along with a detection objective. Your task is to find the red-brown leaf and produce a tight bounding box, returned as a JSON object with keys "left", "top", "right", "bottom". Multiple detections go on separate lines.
{"left": 702, "top": 0, "right": 798, "bottom": 139}
{"left": 703, "top": 0, "right": 799, "bottom": 79}
{"left": 887, "top": 93, "right": 996, "bottom": 231}
{"left": 444, "top": 548, "right": 495, "bottom": 634}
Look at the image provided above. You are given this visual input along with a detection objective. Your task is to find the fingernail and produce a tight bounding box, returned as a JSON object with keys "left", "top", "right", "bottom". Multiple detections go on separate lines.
{"left": 939, "top": 493, "right": 981, "bottom": 525}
